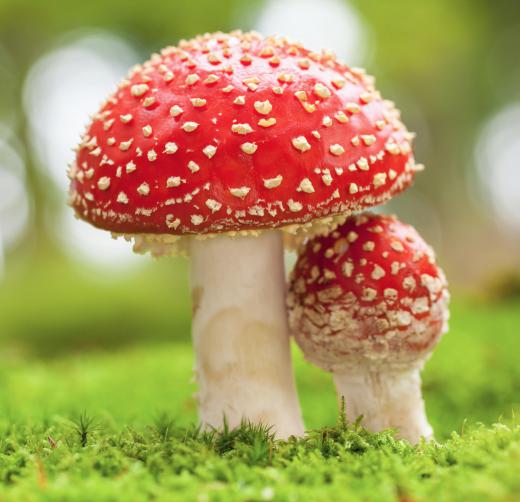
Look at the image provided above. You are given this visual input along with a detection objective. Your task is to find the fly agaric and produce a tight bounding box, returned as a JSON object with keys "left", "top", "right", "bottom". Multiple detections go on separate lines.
{"left": 287, "top": 213, "right": 449, "bottom": 443}
{"left": 68, "top": 31, "right": 421, "bottom": 439}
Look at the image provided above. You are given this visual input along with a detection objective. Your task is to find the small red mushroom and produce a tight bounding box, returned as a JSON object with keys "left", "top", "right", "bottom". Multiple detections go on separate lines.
{"left": 287, "top": 213, "right": 449, "bottom": 443}
{"left": 68, "top": 31, "right": 421, "bottom": 438}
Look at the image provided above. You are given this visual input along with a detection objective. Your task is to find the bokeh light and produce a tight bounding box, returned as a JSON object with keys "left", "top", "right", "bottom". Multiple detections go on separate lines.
{"left": 254, "top": 0, "right": 369, "bottom": 64}
{"left": 0, "top": 43, "right": 18, "bottom": 127}
{"left": 23, "top": 31, "right": 143, "bottom": 268}
{"left": 0, "top": 133, "right": 30, "bottom": 278}
{"left": 475, "top": 103, "right": 520, "bottom": 233}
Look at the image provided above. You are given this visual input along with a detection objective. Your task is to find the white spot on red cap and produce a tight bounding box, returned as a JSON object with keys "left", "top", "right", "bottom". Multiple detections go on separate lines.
{"left": 288, "top": 200, "right": 303, "bottom": 212}
{"left": 385, "top": 140, "right": 400, "bottom": 155}
{"left": 240, "top": 142, "right": 257, "bottom": 154}
{"left": 142, "top": 96, "right": 156, "bottom": 108}
{"left": 164, "top": 142, "right": 178, "bottom": 154}
{"left": 329, "top": 144, "right": 345, "bottom": 156}
{"left": 131, "top": 84, "right": 149, "bottom": 97}
{"left": 371, "top": 265, "right": 386, "bottom": 280}
{"left": 411, "top": 297, "right": 429, "bottom": 314}
{"left": 230, "top": 186, "right": 251, "bottom": 198}
{"left": 166, "top": 176, "right": 182, "bottom": 187}
{"left": 345, "top": 102, "right": 361, "bottom": 113}
{"left": 298, "top": 178, "right": 315, "bottom": 194}
{"left": 342, "top": 262, "right": 354, "bottom": 277}
{"left": 263, "top": 175, "right": 283, "bottom": 188}
{"left": 205, "top": 199, "right": 222, "bottom": 213}
{"left": 188, "top": 160, "right": 200, "bottom": 173}
{"left": 137, "top": 182, "right": 150, "bottom": 196}
{"left": 170, "top": 105, "right": 184, "bottom": 117}
{"left": 204, "top": 74, "right": 220, "bottom": 84}
{"left": 391, "top": 241, "right": 405, "bottom": 252}
{"left": 334, "top": 111, "right": 348, "bottom": 124}
{"left": 97, "top": 177, "right": 111, "bottom": 190}
{"left": 165, "top": 215, "right": 180, "bottom": 229}
{"left": 254, "top": 100, "right": 272, "bottom": 115}
{"left": 373, "top": 173, "right": 387, "bottom": 188}
{"left": 357, "top": 157, "right": 369, "bottom": 171}
{"left": 203, "top": 145, "right": 217, "bottom": 158}
{"left": 292, "top": 136, "right": 311, "bottom": 152}
{"left": 361, "top": 134, "right": 376, "bottom": 146}
{"left": 258, "top": 117, "right": 276, "bottom": 127}
{"left": 322, "top": 116, "right": 333, "bottom": 127}
{"left": 182, "top": 121, "right": 199, "bottom": 132}
{"left": 313, "top": 83, "right": 331, "bottom": 99}
{"left": 322, "top": 171, "right": 332, "bottom": 186}
{"left": 185, "top": 74, "right": 200, "bottom": 85}
{"left": 119, "top": 139, "right": 133, "bottom": 151}
{"left": 361, "top": 288, "right": 377, "bottom": 301}
{"left": 231, "top": 123, "right": 253, "bottom": 135}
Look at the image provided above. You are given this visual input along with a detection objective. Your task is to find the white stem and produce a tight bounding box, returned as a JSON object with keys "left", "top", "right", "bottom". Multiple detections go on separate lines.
{"left": 190, "top": 231, "right": 304, "bottom": 439}
{"left": 333, "top": 366, "right": 432, "bottom": 443}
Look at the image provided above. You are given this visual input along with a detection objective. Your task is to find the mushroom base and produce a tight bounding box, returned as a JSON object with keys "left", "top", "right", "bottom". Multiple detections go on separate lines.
{"left": 190, "top": 230, "right": 304, "bottom": 439}
{"left": 333, "top": 365, "right": 432, "bottom": 444}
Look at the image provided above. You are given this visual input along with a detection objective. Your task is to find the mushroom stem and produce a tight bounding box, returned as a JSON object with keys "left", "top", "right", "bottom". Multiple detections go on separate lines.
{"left": 333, "top": 365, "right": 432, "bottom": 443}
{"left": 190, "top": 231, "right": 304, "bottom": 439}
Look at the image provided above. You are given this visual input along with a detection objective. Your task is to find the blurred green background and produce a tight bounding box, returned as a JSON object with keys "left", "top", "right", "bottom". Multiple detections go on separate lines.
{"left": 0, "top": 0, "right": 519, "bottom": 436}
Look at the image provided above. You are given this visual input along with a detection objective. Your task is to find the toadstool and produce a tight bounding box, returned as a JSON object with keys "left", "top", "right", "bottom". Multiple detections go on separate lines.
{"left": 68, "top": 31, "right": 421, "bottom": 438}
{"left": 287, "top": 213, "right": 449, "bottom": 443}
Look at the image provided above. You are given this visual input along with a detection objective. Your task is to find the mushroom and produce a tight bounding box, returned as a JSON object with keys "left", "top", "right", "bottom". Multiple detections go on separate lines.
{"left": 68, "top": 31, "right": 421, "bottom": 438}
{"left": 287, "top": 213, "right": 449, "bottom": 443}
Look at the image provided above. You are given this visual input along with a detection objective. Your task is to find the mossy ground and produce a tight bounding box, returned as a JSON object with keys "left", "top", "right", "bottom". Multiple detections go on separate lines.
{"left": 0, "top": 415, "right": 518, "bottom": 501}
{"left": 0, "top": 261, "right": 518, "bottom": 500}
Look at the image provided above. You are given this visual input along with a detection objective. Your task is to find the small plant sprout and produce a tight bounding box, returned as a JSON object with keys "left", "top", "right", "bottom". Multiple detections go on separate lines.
{"left": 68, "top": 31, "right": 421, "bottom": 438}
{"left": 71, "top": 412, "right": 99, "bottom": 447}
{"left": 287, "top": 213, "right": 449, "bottom": 443}
{"left": 152, "top": 412, "right": 176, "bottom": 442}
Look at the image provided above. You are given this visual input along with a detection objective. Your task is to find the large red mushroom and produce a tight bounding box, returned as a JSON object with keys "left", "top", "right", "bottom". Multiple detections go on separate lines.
{"left": 287, "top": 213, "right": 449, "bottom": 443}
{"left": 68, "top": 31, "right": 420, "bottom": 438}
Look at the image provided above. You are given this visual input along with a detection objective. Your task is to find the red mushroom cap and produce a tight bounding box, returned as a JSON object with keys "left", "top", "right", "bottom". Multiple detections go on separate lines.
{"left": 69, "top": 31, "right": 419, "bottom": 241}
{"left": 287, "top": 213, "right": 449, "bottom": 371}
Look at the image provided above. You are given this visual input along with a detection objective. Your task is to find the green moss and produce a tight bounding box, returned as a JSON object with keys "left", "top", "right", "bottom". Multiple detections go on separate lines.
{"left": 0, "top": 418, "right": 518, "bottom": 501}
